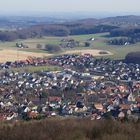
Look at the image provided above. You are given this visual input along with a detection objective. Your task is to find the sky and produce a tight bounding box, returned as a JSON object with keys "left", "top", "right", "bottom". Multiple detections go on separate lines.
{"left": 0, "top": 0, "right": 140, "bottom": 16}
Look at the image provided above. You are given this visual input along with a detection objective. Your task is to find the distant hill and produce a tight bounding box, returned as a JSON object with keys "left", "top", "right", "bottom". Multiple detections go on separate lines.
{"left": 73, "top": 15, "right": 140, "bottom": 27}
{"left": 100, "top": 15, "right": 140, "bottom": 27}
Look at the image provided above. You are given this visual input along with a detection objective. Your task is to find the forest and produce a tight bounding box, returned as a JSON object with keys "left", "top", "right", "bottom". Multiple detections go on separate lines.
{"left": 0, "top": 24, "right": 117, "bottom": 41}
{"left": 0, "top": 118, "right": 139, "bottom": 140}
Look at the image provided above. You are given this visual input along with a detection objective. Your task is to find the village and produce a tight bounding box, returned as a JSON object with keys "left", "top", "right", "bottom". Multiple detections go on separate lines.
{"left": 0, "top": 54, "right": 139, "bottom": 121}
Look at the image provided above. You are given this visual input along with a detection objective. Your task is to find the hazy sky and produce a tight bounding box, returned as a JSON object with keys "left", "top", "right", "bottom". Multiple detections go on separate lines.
{"left": 0, "top": 0, "right": 140, "bottom": 15}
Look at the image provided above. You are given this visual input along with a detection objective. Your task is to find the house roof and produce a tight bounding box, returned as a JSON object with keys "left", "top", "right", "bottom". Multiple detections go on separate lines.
{"left": 48, "top": 96, "right": 62, "bottom": 102}
{"left": 120, "top": 104, "right": 130, "bottom": 110}
{"left": 94, "top": 103, "right": 103, "bottom": 110}
{"left": 136, "top": 98, "right": 140, "bottom": 103}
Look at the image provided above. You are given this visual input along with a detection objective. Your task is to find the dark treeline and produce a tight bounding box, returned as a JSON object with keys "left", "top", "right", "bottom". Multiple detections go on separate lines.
{"left": 108, "top": 37, "right": 137, "bottom": 45}
{"left": 110, "top": 28, "right": 140, "bottom": 37}
{"left": 0, "top": 24, "right": 117, "bottom": 41}
{"left": 69, "top": 24, "right": 117, "bottom": 35}
{"left": 125, "top": 52, "right": 140, "bottom": 64}
{"left": 109, "top": 27, "right": 140, "bottom": 45}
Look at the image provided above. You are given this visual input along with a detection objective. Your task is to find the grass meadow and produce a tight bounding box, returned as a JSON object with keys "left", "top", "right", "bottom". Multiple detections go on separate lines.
{"left": 0, "top": 32, "right": 140, "bottom": 60}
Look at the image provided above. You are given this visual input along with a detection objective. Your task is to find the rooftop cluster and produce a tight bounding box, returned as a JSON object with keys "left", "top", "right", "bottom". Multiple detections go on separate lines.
{"left": 0, "top": 54, "right": 140, "bottom": 121}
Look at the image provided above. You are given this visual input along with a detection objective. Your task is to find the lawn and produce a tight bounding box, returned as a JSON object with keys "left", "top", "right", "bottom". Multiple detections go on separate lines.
{"left": 9, "top": 65, "right": 63, "bottom": 73}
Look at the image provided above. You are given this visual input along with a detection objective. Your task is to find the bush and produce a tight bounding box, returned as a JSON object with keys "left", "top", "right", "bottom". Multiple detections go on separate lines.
{"left": 99, "top": 51, "right": 108, "bottom": 54}
{"left": 44, "top": 44, "right": 62, "bottom": 53}
{"left": 36, "top": 44, "right": 42, "bottom": 49}
{"left": 85, "top": 42, "right": 91, "bottom": 47}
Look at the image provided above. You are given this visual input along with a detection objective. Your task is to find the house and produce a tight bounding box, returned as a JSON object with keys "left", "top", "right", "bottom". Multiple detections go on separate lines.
{"left": 120, "top": 104, "right": 131, "bottom": 110}
{"left": 89, "top": 38, "right": 95, "bottom": 41}
{"left": 16, "top": 43, "right": 29, "bottom": 48}
{"left": 124, "top": 42, "right": 129, "bottom": 46}
{"left": 94, "top": 103, "right": 103, "bottom": 110}
{"left": 29, "top": 111, "right": 38, "bottom": 119}
{"left": 118, "top": 111, "right": 125, "bottom": 119}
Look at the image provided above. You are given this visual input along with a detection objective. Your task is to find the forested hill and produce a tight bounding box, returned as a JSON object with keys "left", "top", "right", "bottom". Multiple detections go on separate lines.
{"left": 73, "top": 15, "right": 140, "bottom": 27}
{"left": 100, "top": 15, "right": 140, "bottom": 27}
{"left": 0, "top": 15, "right": 140, "bottom": 41}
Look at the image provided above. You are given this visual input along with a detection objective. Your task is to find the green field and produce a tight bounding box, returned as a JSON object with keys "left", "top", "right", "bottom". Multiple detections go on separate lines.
{"left": 0, "top": 32, "right": 140, "bottom": 60}
{"left": 3, "top": 65, "right": 63, "bottom": 73}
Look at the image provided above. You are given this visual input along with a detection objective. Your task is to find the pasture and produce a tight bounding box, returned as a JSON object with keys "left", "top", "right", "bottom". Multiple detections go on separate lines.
{"left": 0, "top": 32, "right": 140, "bottom": 61}
{"left": 63, "top": 49, "right": 113, "bottom": 56}
{"left": 0, "top": 48, "right": 112, "bottom": 62}
{"left": 0, "top": 49, "right": 51, "bottom": 62}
